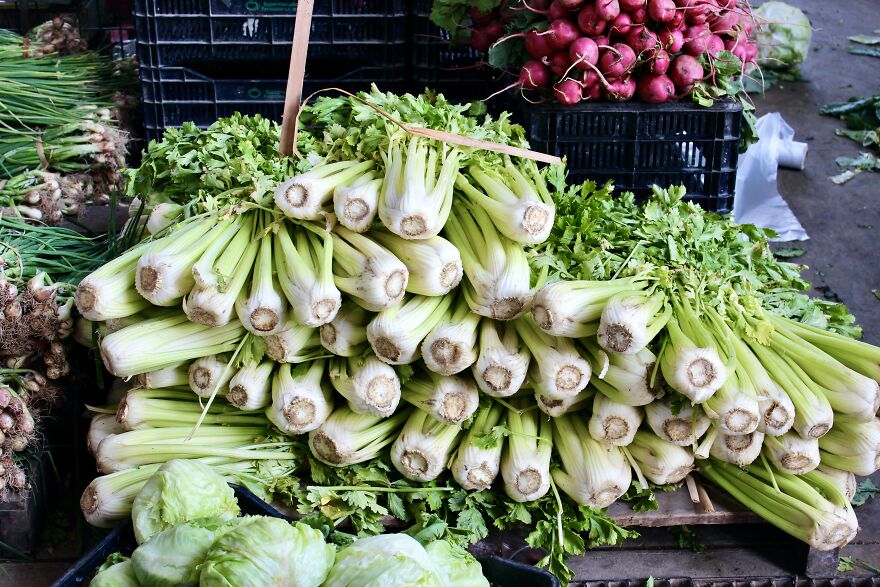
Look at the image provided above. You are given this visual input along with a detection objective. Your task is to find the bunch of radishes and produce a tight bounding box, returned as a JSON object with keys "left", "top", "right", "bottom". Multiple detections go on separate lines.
{"left": 494, "top": 0, "right": 757, "bottom": 105}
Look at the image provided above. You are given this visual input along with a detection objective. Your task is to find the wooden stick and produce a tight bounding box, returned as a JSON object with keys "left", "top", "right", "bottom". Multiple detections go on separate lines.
{"left": 279, "top": 0, "right": 314, "bottom": 155}
{"left": 696, "top": 483, "right": 716, "bottom": 513}
{"left": 292, "top": 87, "right": 563, "bottom": 165}
{"left": 685, "top": 475, "right": 701, "bottom": 504}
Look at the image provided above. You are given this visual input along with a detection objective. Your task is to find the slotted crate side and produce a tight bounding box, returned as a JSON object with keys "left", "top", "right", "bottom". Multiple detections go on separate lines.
{"left": 134, "top": 0, "right": 408, "bottom": 68}
{"left": 410, "top": 0, "right": 505, "bottom": 100}
{"left": 519, "top": 100, "right": 742, "bottom": 213}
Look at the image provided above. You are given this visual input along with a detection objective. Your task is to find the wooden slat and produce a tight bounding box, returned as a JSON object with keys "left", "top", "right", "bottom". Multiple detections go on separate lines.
{"left": 608, "top": 485, "right": 761, "bottom": 528}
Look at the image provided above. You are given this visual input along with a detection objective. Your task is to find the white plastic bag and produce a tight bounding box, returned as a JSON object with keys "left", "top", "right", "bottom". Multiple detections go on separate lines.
{"left": 733, "top": 113, "right": 809, "bottom": 241}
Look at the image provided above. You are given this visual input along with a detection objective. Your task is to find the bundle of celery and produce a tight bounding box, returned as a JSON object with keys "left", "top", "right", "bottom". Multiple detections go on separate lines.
{"left": 75, "top": 89, "right": 880, "bottom": 582}
{"left": 0, "top": 29, "right": 127, "bottom": 223}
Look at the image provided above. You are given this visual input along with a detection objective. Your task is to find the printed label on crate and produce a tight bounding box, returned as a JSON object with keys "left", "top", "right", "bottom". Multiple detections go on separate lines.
{"left": 210, "top": 0, "right": 297, "bottom": 15}
{"left": 244, "top": 87, "right": 286, "bottom": 100}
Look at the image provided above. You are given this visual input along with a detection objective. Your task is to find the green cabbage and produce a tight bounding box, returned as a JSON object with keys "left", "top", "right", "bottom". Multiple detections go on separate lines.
{"left": 754, "top": 2, "right": 812, "bottom": 73}
{"left": 199, "top": 517, "right": 335, "bottom": 587}
{"left": 425, "top": 540, "right": 490, "bottom": 587}
{"left": 130, "top": 521, "right": 224, "bottom": 587}
{"left": 89, "top": 559, "right": 141, "bottom": 587}
{"left": 323, "top": 534, "right": 445, "bottom": 587}
{"left": 131, "top": 459, "right": 239, "bottom": 544}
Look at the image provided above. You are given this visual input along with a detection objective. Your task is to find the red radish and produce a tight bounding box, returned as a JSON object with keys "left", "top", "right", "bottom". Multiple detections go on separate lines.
{"left": 547, "top": 51, "right": 572, "bottom": 76}
{"left": 650, "top": 49, "right": 671, "bottom": 73}
{"left": 625, "top": 26, "right": 659, "bottom": 54}
{"left": 609, "top": 12, "right": 632, "bottom": 36}
{"left": 637, "top": 72, "right": 675, "bottom": 102}
{"left": 716, "top": 0, "right": 736, "bottom": 8}
{"left": 525, "top": 29, "right": 555, "bottom": 58}
{"left": 729, "top": 41, "right": 748, "bottom": 62}
{"left": 738, "top": 13, "right": 754, "bottom": 36}
{"left": 471, "top": 28, "right": 493, "bottom": 52}
{"left": 668, "top": 29, "right": 684, "bottom": 52}
{"left": 709, "top": 10, "right": 740, "bottom": 36}
{"left": 629, "top": 7, "right": 648, "bottom": 23}
{"left": 569, "top": 37, "right": 600, "bottom": 68}
{"left": 619, "top": 0, "right": 645, "bottom": 9}
{"left": 520, "top": 60, "right": 552, "bottom": 89}
{"left": 580, "top": 68, "right": 600, "bottom": 86}
{"left": 605, "top": 77, "right": 637, "bottom": 100}
{"left": 548, "top": 19, "right": 581, "bottom": 49}
{"left": 577, "top": 5, "right": 608, "bottom": 35}
{"left": 596, "top": 0, "right": 621, "bottom": 21}
{"left": 583, "top": 81, "right": 603, "bottom": 100}
{"left": 470, "top": 7, "right": 497, "bottom": 26}
{"left": 548, "top": 1, "right": 570, "bottom": 20}
{"left": 557, "top": 0, "right": 587, "bottom": 9}
{"left": 599, "top": 42, "right": 637, "bottom": 79}
{"left": 706, "top": 34, "right": 725, "bottom": 56}
{"left": 682, "top": 24, "right": 710, "bottom": 55}
{"left": 648, "top": 0, "right": 676, "bottom": 22}
{"left": 669, "top": 54, "right": 703, "bottom": 92}
{"left": 744, "top": 40, "right": 757, "bottom": 63}
{"left": 554, "top": 79, "right": 583, "bottom": 104}
{"left": 668, "top": 10, "right": 685, "bottom": 30}
{"left": 591, "top": 33, "right": 611, "bottom": 46}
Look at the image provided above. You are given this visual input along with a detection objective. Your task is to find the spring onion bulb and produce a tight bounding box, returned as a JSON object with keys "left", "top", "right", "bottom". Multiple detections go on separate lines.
{"left": 628, "top": 430, "right": 695, "bottom": 484}
{"left": 811, "top": 465, "right": 857, "bottom": 502}
{"left": 329, "top": 356, "right": 401, "bottom": 418}
{"left": 703, "top": 367, "right": 760, "bottom": 436}
{"left": 401, "top": 371, "right": 479, "bottom": 425}
{"left": 749, "top": 341, "right": 834, "bottom": 439}
{"left": 515, "top": 317, "right": 590, "bottom": 401}
{"left": 309, "top": 405, "right": 411, "bottom": 467}
{"left": 319, "top": 302, "right": 370, "bottom": 357}
{"left": 333, "top": 171, "right": 382, "bottom": 233}
{"left": 764, "top": 432, "right": 821, "bottom": 475}
{"left": 100, "top": 312, "right": 246, "bottom": 377}
{"left": 553, "top": 414, "right": 632, "bottom": 507}
{"left": 535, "top": 386, "right": 594, "bottom": 418}
{"left": 420, "top": 300, "right": 480, "bottom": 375}
{"left": 818, "top": 415, "right": 880, "bottom": 476}
{"left": 237, "top": 233, "right": 287, "bottom": 335}
{"left": 501, "top": 404, "right": 553, "bottom": 502}
{"left": 367, "top": 294, "right": 453, "bottom": 365}
{"left": 370, "top": 229, "right": 463, "bottom": 297}
{"left": 444, "top": 200, "right": 533, "bottom": 320}
{"left": 76, "top": 243, "right": 151, "bottom": 321}
{"left": 659, "top": 316, "right": 728, "bottom": 403}
{"left": 457, "top": 159, "right": 555, "bottom": 245}
{"left": 87, "top": 413, "right": 124, "bottom": 455}
{"left": 115, "top": 388, "right": 265, "bottom": 430}
{"left": 380, "top": 136, "right": 460, "bottom": 239}
{"left": 451, "top": 402, "right": 505, "bottom": 490}
{"left": 531, "top": 278, "right": 642, "bottom": 338}
{"left": 227, "top": 360, "right": 274, "bottom": 410}
{"left": 135, "top": 363, "right": 189, "bottom": 389}
{"left": 644, "top": 398, "right": 711, "bottom": 447}
{"left": 275, "top": 159, "right": 375, "bottom": 220}
{"left": 188, "top": 354, "right": 233, "bottom": 398}
{"left": 135, "top": 218, "right": 222, "bottom": 306}
{"left": 700, "top": 459, "right": 858, "bottom": 551}
{"left": 391, "top": 408, "right": 461, "bottom": 482}
{"left": 266, "top": 361, "right": 333, "bottom": 435}
{"left": 588, "top": 393, "right": 643, "bottom": 446}
{"left": 331, "top": 226, "right": 408, "bottom": 311}
{"left": 709, "top": 429, "right": 765, "bottom": 466}
{"left": 598, "top": 290, "right": 670, "bottom": 355}
{"left": 472, "top": 320, "right": 529, "bottom": 397}
{"left": 274, "top": 222, "right": 341, "bottom": 327}
{"left": 264, "top": 319, "right": 322, "bottom": 363}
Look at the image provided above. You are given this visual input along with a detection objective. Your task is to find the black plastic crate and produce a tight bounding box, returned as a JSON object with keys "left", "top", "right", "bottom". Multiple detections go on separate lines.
{"left": 53, "top": 484, "right": 558, "bottom": 587}
{"left": 410, "top": 0, "right": 506, "bottom": 101}
{"left": 134, "top": 0, "right": 408, "bottom": 71}
{"left": 140, "top": 63, "right": 406, "bottom": 140}
{"left": 516, "top": 100, "right": 743, "bottom": 213}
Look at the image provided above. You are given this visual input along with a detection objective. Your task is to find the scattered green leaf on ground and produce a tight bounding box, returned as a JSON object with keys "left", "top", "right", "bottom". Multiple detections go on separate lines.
{"left": 668, "top": 526, "right": 706, "bottom": 553}
{"left": 774, "top": 247, "right": 807, "bottom": 258}
{"left": 852, "top": 479, "right": 880, "bottom": 506}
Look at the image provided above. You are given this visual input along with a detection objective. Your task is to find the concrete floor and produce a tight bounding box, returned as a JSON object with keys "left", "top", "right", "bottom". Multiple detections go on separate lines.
{"left": 2, "top": 0, "right": 879, "bottom": 584}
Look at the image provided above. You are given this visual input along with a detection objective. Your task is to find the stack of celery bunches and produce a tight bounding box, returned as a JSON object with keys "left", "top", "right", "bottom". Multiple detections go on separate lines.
{"left": 76, "top": 89, "right": 880, "bottom": 581}
{"left": 0, "top": 26, "right": 129, "bottom": 224}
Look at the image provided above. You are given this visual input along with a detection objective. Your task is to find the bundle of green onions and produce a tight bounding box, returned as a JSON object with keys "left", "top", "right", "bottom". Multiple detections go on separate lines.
{"left": 75, "top": 91, "right": 880, "bottom": 582}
